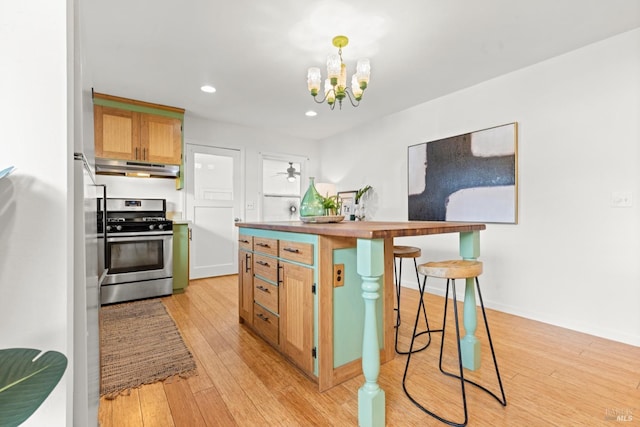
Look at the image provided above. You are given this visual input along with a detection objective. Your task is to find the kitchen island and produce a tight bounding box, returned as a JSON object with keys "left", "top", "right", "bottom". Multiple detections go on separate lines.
{"left": 236, "top": 220, "right": 486, "bottom": 427}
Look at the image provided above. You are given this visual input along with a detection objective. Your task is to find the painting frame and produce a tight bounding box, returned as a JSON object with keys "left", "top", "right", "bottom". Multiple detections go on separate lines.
{"left": 408, "top": 122, "right": 518, "bottom": 224}
{"left": 337, "top": 190, "right": 357, "bottom": 221}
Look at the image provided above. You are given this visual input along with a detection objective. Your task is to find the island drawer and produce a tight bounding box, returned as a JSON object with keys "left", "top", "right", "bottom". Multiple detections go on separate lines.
{"left": 238, "top": 235, "right": 253, "bottom": 250}
{"left": 253, "top": 303, "right": 279, "bottom": 346}
{"left": 253, "top": 254, "right": 278, "bottom": 282}
{"left": 253, "top": 237, "right": 278, "bottom": 256}
{"left": 254, "top": 277, "right": 278, "bottom": 313}
{"left": 279, "top": 241, "right": 314, "bottom": 265}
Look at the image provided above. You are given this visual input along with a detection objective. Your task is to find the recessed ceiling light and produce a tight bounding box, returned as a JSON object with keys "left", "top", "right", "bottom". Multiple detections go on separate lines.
{"left": 200, "top": 85, "right": 216, "bottom": 93}
{"left": 305, "top": 110, "right": 317, "bottom": 117}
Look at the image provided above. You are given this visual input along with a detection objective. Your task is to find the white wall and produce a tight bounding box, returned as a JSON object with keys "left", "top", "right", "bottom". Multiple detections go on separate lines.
{"left": 0, "top": 1, "right": 71, "bottom": 426}
{"left": 95, "top": 175, "right": 183, "bottom": 217}
{"left": 318, "top": 29, "right": 640, "bottom": 346}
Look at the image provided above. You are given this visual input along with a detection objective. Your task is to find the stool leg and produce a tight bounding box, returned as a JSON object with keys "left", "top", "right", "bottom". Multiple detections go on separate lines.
{"left": 395, "top": 257, "right": 435, "bottom": 354}
{"left": 394, "top": 257, "right": 402, "bottom": 356}
{"left": 394, "top": 256, "right": 402, "bottom": 328}
{"left": 414, "top": 257, "right": 433, "bottom": 347}
{"left": 474, "top": 277, "right": 507, "bottom": 406}
{"left": 403, "top": 277, "right": 468, "bottom": 427}
{"left": 440, "top": 278, "right": 507, "bottom": 407}
{"left": 439, "top": 278, "right": 469, "bottom": 427}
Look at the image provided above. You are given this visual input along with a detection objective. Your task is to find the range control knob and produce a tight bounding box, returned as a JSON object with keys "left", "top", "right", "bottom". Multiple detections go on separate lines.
{"left": 149, "top": 224, "right": 155, "bottom": 230}
{"left": 106, "top": 225, "right": 111, "bottom": 232}
{"left": 116, "top": 225, "right": 122, "bottom": 231}
{"left": 158, "top": 224, "right": 164, "bottom": 230}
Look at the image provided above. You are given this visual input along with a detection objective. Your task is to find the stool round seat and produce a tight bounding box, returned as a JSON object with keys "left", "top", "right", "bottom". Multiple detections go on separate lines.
{"left": 418, "top": 260, "right": 482, "bottom": 279}
{"left": 393, "top": 245, "right": 421, "bottom": 258}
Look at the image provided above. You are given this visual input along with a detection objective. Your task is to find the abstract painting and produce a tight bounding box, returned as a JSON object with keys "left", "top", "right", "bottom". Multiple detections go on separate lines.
{"left": 408, "top": 123, "right": 518, "bottom": 224}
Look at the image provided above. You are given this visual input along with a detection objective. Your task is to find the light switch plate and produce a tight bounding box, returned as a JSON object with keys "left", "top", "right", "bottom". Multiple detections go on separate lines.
{"left": 611, "top": 191, "right": 633, "bottom": 207}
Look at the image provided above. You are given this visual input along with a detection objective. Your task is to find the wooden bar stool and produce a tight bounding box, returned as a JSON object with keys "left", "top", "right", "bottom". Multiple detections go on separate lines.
{"left": 402, "top": 260, "right": 506, "bottom": 427}
{"left": 393, "top": 245, "right": 434, "bottom": 354}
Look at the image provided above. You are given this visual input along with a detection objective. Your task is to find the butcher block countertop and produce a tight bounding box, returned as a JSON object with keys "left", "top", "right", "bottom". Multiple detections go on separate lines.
{"left": 235, "top": 220, "right": 486, "bottom": 238}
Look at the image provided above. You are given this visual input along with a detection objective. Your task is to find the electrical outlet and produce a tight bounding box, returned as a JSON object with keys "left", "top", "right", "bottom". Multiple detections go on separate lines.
{"left": 246, "top": 201, "right": 255, "bottom": 210}
{"left": 333, "top": 264, "right": 345, "bottom": 288}
{"left": 611, "top": 191, "right": 633, "bottom": 207}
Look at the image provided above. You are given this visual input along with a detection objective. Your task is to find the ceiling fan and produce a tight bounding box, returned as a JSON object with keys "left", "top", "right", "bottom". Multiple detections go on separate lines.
{"left": 277, "top": 162, "right": 300, "bottom": 182}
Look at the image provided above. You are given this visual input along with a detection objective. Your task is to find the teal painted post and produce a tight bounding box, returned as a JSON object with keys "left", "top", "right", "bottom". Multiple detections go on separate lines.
{"left": 459, "top": 231, "right": 481, "bottom": 370}
{"left": 356, "top": 238, "right": 386, "bottom": 427}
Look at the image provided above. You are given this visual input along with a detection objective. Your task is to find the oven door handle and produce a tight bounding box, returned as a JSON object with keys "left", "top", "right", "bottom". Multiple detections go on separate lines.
{"left": 105, "top": 234, "right": 172, "bottom": 243}
{"left": 105, "top": 231, "right": 173, "bottom": 239}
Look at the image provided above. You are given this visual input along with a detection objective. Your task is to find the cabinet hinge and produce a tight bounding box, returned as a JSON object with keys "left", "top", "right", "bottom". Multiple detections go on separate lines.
{"left": 312, "top": 347, "right": 317, "bottom": 358}
{"left": 312, "top": 283, "right": 316, "bottom": 294}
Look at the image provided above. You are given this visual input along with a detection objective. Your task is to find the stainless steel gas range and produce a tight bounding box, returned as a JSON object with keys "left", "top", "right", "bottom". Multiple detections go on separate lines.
{"left": 98, "top": 198, "right": 173, "bottom": 305}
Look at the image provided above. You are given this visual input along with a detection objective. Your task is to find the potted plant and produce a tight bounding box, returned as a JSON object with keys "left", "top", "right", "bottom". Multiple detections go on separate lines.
{"left": 355, "top": 185, "right": 372, "bottom": 205}
{"left": 321, "top": 194, "right": 342, "bottom": 216}
{"left": 353, "top": 185, "right": 372, "bottom": 220}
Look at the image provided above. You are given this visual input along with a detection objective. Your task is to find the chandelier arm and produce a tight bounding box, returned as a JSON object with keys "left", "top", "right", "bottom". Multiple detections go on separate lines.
{"left": 312, "top": 89, "right": 339, "bottom": 110}
{"left": 343, "top": 88, "right": 361, "bottom": 108}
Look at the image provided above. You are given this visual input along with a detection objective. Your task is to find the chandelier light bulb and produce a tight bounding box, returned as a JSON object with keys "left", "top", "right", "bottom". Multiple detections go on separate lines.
{"left": 352, "top": 75, "right": 363, "bottom": 100}
{"left": 307, "top": 67, "right": 321, "bottom": 96}
{"left": 326, "top": 53, "right": 341, "bottom": 83}
{"left": 324, "top": 79, "right": 335, "bottom": 105}
{"left": 356, "top": 59, "right": 371, "bottom": 89}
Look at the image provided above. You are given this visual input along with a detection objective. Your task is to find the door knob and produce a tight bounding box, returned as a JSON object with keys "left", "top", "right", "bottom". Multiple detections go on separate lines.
{"left": 234, "top": 217, "right": 242, "bottom": 222}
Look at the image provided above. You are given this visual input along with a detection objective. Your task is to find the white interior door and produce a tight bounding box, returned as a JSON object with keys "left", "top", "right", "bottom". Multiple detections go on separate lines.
{"left": 185, "top": 144, "right": 242, "bottom": 279}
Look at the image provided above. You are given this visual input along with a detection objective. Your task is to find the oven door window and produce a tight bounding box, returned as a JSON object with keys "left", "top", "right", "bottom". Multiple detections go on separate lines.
{"left": 107, "top": 239, "right": 164, "bottom": 274}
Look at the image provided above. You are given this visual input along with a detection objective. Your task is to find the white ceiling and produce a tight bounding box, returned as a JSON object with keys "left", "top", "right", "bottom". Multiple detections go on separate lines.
{"left": 83, "top": 0, "right": 640, "bottom": 141}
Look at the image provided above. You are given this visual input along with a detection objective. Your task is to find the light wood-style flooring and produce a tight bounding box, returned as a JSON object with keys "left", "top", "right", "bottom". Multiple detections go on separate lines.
{"left": 99, "top": 275, "right": 640, "bottom": 426}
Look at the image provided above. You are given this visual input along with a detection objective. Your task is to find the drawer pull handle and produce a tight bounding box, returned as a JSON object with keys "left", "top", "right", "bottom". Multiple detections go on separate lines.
{"left": 239, "top": 239, "right": 250, "bottom": 244}
{"left": 256, "top": 285, "right": 270, "bottom": 293}
{"left": 245, "top": 253, "right": 251, "bottom": 273}
{"left": 283, "top": 247, "right": 300, "bottom": 253}
{"left": 257, "top": 313, "right": 270, "bottom": 322}
{"left": 256, "top": 260, "right": 270, "bottom": 267}
{"left": 256, "top": 243, "right": 270, "bottom": 248}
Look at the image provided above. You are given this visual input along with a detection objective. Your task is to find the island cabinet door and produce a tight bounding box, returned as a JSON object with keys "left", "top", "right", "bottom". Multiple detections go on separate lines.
{"left": 238, "top": 250, "right": 253, "bottom": 323}
{"left": 279, "top": 261, "right": 314, "bottom": 375}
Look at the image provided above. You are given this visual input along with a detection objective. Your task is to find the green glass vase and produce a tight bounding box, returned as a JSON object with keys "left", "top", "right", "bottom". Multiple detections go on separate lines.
{"left": 300, "top": 177, "right": 325, "bottom": 217}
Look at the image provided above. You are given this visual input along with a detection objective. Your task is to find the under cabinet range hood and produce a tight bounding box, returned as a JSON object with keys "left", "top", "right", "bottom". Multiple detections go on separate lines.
{"left": 95, "top": 158, "right": 179, "bottom": 178}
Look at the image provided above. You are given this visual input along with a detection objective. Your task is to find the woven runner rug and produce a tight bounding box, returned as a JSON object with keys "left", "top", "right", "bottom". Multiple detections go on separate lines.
{"left": 100, "top": 298, "right": 197, "bottom": 398}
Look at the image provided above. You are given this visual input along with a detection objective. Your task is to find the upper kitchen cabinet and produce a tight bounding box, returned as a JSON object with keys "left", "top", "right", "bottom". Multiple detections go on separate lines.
{"left": 93, "top": 93, "right": 184, "bottom": 165}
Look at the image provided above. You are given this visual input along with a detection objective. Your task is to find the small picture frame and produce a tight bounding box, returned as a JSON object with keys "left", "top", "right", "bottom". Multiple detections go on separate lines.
{"left": 338, "top": 190, "right": 357, "bottom": 220}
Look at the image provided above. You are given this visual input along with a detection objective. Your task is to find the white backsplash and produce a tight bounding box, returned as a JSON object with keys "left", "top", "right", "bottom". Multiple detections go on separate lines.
{"left": 96, "top": 175, "right": 183, "bottom": 216}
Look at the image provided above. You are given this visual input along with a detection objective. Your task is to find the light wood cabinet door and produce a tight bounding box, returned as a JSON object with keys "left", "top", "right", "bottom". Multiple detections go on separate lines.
{"left": 94, "top": 105, "right": 140, "bottom": 160}
{"left": 238, "top": 250, "right": 253, "bottom": 323}
{"left": 279, "top": 262, "right": 314, "bottom": 375}
{"left": 94, "top": 103, "right": 182, "bottom": 165}
{"left": 140, "top": 113, "right": 182, "bottom": 164}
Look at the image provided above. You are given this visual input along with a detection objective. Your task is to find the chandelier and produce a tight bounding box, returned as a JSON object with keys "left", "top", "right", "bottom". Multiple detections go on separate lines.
{"left": 306, "top": 35, "right": 371, "bottom": 110}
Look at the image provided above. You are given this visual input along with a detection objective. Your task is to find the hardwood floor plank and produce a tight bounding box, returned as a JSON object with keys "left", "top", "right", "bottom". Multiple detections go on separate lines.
{"left": 138, "top": 382, "right": 174, "bottom": 427}
{"left": 163, "top": 378, "right": 207, "bottom": 427}
{"left": 105, "top": 388, "right": 144, "bottom": 427}
{"left": 193, "top": 387, "right": 238, "bottom": 427}
{"left": 162, "top": 296, "right": 215, "bottom": 394}
{"left": 99, "top": 276, "right": 640, "bottom": 426}
{"left": 168, "top": 290, "right": 270, "bottom": 425}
